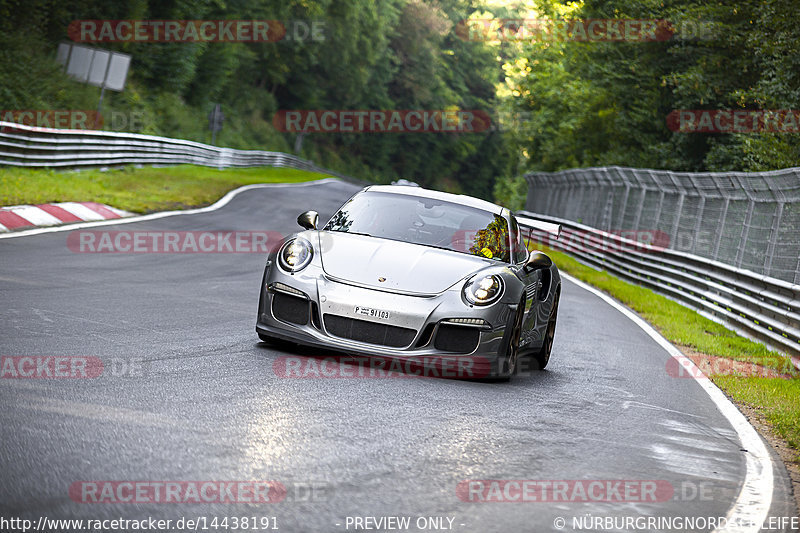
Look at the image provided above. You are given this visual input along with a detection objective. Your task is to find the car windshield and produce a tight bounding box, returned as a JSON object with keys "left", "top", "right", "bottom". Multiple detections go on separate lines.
{"left": 324, "top": 191, "right": 510, "bottom": 262}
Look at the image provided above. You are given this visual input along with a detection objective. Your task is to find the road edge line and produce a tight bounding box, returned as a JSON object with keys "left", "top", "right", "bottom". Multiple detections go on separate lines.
{"left": 562, "top": 272, "right": 773, "bottom": 533}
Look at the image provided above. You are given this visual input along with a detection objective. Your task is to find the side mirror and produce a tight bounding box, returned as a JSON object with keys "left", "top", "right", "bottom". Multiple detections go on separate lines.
{"left": 297, "top": 210, "right": 319, "bottom": 230}
{"left": 524, "top": 251, "right": 552, "bottom": 272}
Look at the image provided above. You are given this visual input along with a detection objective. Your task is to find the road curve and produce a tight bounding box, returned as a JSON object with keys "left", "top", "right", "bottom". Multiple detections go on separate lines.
{"left": 0, "top": 179, "right": 796, "bottom": 532}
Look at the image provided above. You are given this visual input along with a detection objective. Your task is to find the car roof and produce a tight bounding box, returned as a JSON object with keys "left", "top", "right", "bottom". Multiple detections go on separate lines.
{"left": 363, "top": 185, "right": 507, "bottom": 217}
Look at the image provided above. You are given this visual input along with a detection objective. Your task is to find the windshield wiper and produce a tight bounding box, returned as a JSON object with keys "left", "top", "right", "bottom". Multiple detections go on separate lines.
{"left": 329, "top": 230, "right": 374, "bottom": 237}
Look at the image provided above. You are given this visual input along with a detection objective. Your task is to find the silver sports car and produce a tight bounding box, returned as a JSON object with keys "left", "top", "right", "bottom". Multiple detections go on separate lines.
{"left": 255, "top": 185, "right": 561, "bottom": 380}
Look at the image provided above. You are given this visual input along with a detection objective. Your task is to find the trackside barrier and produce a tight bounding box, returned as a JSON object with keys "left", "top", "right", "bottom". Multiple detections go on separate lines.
{"left": 518, "top": 211, "right": 800, "bottom": 364}
{"left": 523, "top": 166, "right": 800, "bottom": 285}
{"left": 0, "top": 121, "right": 360, "bottom": 184}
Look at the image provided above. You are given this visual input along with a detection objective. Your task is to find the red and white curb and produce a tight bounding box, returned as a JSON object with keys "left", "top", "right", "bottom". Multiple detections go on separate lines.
{"left": 0, "top": 179, "right": 341, "bottom": 240}
{"left": 0, "top": 202, "right": 131, "bottom": 232}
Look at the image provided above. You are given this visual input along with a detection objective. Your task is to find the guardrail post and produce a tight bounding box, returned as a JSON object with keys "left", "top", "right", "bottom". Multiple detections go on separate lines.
{"left": 712, "top": 197, "right": 730, "bottom": 261}
{"left": 592, "top": 168, "right": 610, "bottom": 228}
{"left": 600, "top": 191, "right": 614, "bottom": 230}
{"left": 764, "top": 202, "right": 783, "bottom": 276}
{"left": 795, "top": 253, "right": 800, "bottom": 285}
{"left": 691, "top": 196, "right": 706, "bottom": 255}
{"left": 652, "top": 190, "right": 666, "bottom": 231}
{"left": 615, "top": 174, "right": 631, "bottom": 230}
{"left": 735, "top": 200, "right": 755, "bottom": 268}
{"left": 631, "top": 189, "right": 647, "bottom": 230}
{"left": 670, "top": 194, "right": 685, "bottom": 250}
{"left": 582, "top": 182, "right": 591, "bottom": 223}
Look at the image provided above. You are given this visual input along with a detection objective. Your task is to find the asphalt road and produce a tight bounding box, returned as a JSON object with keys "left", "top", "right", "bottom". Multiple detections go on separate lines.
{"left": 0, "top": 179, "right": 796, "bottom": 533}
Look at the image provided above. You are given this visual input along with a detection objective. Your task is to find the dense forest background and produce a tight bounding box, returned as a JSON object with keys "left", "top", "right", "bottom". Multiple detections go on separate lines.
{"left": 1, "top": 0, "right": 798, "bottom": 207}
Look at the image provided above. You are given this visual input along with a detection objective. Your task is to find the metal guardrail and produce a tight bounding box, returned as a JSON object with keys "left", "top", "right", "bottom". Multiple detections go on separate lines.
{"left": 0, "top": 121, "right": 360, "bottom": 183}
{"left": 519, "top": 211, "right": 800, "bottom": 363}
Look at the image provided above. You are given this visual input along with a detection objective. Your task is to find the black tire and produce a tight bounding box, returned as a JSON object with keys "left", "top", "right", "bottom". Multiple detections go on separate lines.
{"left": 532, "top": 291, "right": 559, "bottom": 370}
{"left": 498, "top": 299, "right": 525, "bottom": 380}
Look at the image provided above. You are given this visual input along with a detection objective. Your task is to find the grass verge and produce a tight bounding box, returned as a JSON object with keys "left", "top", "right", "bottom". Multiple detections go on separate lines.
{"left": 0, "top": 165, "right": 328, "bottom": 213}
{"left": 714, "top": 376, "right": 800, "bottom": 458}
{"left": 537, "top": 244, "right": 800, "bottom": 464}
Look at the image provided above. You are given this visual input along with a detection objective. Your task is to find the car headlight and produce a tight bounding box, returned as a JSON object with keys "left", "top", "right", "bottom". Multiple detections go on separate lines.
{"left": 278, "top": 238, "right": 313, "bottom": 272}
{"left": 463, "top": 274, "right": 503, "bottom": 306}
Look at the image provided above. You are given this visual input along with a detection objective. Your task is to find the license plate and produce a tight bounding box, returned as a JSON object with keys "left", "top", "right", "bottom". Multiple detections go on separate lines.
{"left": 354, "top": 306, "right": 390, "bottom": 320}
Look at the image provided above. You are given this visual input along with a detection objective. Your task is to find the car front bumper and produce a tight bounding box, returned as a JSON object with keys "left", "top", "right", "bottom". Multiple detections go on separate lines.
{"left": 255, "top": 261, "right": 519, "bottom": 378}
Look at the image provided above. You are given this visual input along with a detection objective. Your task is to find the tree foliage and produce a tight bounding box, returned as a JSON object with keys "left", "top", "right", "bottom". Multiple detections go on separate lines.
{"left": 501, "top": 0, "right": 800, "bottom": 173}
{"left": 0, "top": 0, "right": 516, "bottom": 197}
{"left": 3, "top": 0, "right": 797, "bottom": 203}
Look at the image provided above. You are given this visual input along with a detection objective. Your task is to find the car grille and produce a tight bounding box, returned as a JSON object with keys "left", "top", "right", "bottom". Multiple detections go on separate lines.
{"left": 323, "top": 314, "right": 416, "bottom": 348}
{"left": 272, "top": 293, "right": 310, "bottom": 325}
{"left": 434, "top": 323, "right": 481, "bottom": 353}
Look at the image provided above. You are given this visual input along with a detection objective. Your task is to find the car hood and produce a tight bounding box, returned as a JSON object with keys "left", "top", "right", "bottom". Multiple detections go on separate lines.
{"left": 317, "top": 231, "right": 493, "bottom": 295}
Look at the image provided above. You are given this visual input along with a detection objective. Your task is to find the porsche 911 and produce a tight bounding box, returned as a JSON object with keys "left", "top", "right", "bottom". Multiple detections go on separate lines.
{"left": 256, "top": 185, "right": 561, "bottom": 379}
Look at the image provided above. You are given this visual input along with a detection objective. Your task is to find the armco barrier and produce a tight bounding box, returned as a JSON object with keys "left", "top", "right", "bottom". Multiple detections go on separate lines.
{"left": 519, "top": 211, "right": 800, "bottom": 363}
{"left": 0, "top": 121, "right": 359, "bottom": 183}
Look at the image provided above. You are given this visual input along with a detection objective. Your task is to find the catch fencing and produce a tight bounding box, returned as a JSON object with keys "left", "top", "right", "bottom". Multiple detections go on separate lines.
{"left": 523, "top": 166, "right": 800, "bottom": 285}
{"left": 522, "top": 166, "right": 800, "bottom": 360}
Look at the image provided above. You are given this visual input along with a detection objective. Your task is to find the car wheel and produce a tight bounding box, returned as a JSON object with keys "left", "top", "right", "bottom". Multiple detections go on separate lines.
{"left": 499, "top": 298, "right": 525, "bottom": 379}
{"left": 533, "top": 291, "right": 559, "bottom": 370}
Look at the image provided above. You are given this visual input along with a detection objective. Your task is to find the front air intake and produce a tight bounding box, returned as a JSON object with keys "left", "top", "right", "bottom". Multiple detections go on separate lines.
{"left": 434, "top": 323, "right": 481, "bottom": 353}
{"left": 272, "top": 293, "right": 310, "bottom": 325}
{"left": 323, "top": 314, "right": 416, "bottom": 348}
